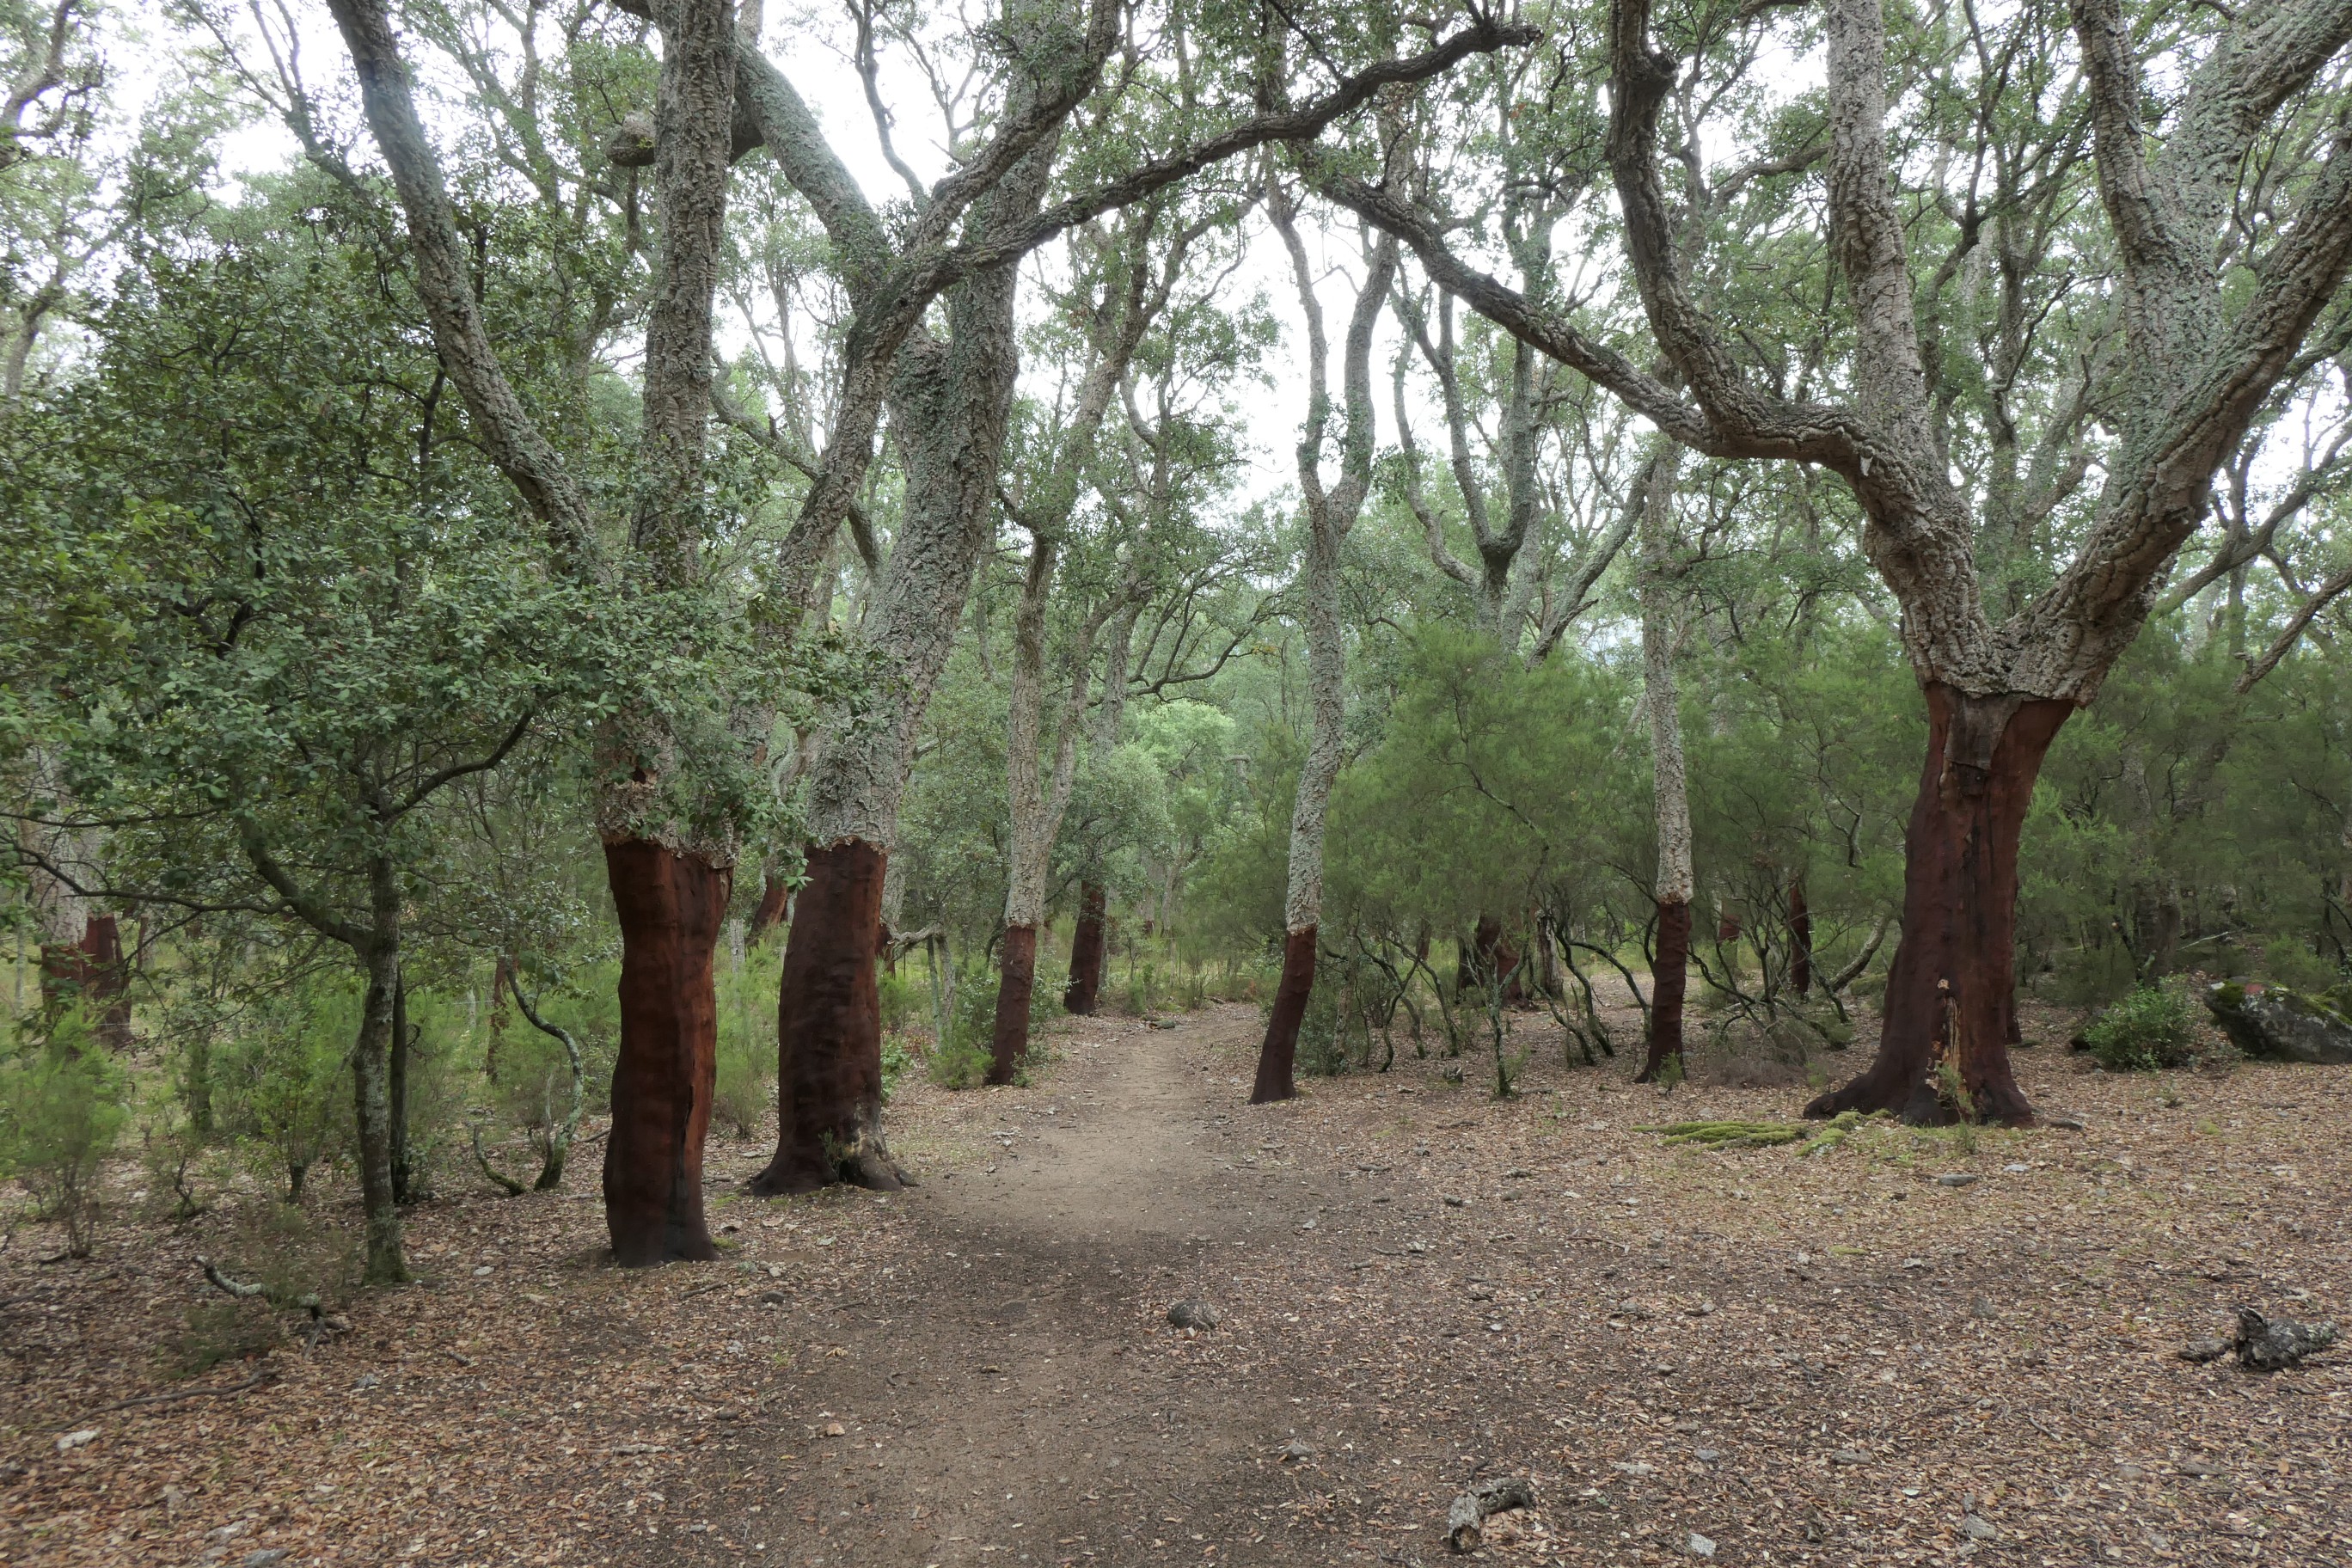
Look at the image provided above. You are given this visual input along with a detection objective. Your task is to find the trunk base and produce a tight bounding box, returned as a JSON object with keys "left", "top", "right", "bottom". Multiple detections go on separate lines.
{"left": 986, "top": 922, "right": 1038, "bottom": 1086}
{"left": 603, "top": 839, "right": 728, "bottom": 1268}
{"left": 750, "top": 839, "right": 911, "bottom": 1196}
{"left": 1251, "top": 928, "right": 1317, "bottom": 1105}
{"left": 1063, "top": 882, "right": 1106, "bottom": 1014}
{"left": 1634, "top": 897, "right": 1691, "bottom": 1084}
{"left": 1806, "top": 687, "right": 2072, "bottom": 1127}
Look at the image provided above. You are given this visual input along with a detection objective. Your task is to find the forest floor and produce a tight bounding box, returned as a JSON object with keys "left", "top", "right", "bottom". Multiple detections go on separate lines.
{"left": 3, "top": 994, "right": 2349, "bottom": 1567}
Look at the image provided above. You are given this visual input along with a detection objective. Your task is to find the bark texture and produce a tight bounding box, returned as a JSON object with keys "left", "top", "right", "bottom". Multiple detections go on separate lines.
{"left": 602, "top": 839, "right": 728, "bottom": 1265}
{"left": 1637, "top": 897, "right": 1692, "bottom": 1084}
{"left": 752, "top": 838, "right": 900, "bottom": 1193}
{"left": 1252, "top": 927, "right": 1318, "bottom": 1106}
{"left": 1064, "top": 881, "right": 1107, "bottom": 1014}
{"left": 1805, "top": 688, "right": 2071, "bottom": 1124}
{"left": 987, "top": 922, "right": 1039, "bottom": 1086}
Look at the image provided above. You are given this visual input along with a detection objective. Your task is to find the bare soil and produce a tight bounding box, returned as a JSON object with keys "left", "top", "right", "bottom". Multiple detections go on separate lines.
{"left": 4, "top": 997, "right": 2349, "bottom": 1567}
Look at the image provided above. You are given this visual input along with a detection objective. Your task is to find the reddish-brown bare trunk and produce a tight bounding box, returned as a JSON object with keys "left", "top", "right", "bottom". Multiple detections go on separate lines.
{"left": 750, "top": 838, "right": 903, "bottom": 1194}
{"left": 1807, "top": 686, "right": 2072, "bottom": 1126}
{"left": 1636, "top": 897, "right": 1691, "bottom": 1082}
{"left": 1251, "top": 927, "right": 1317, "bottom": 1105}
{"left": 1789, "top": 877, "right": 1813, "bottom": 996}
{"left": 987, "top": 922, "right": 1038, "bottom": 1086}
{"left": 1063, "top": 881, "right": 1106, "bottom": 1014}
{"left": 1457, "top": 915, "right": 1524, "bottom": 1002}
{"left": 748, "top": 870, "right": 790, "bottom": 941}
{"left": 601, "top": 839, "right": 728, "bottom": 1267}
{"left": 40, "top": 915, "right": 130, "bottom": 1046}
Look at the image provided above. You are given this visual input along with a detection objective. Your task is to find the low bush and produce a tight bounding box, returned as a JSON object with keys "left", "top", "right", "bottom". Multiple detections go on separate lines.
{"left": 0, "top": 1011, "right": 128, "bottom": 1257}
{"left": 2079, "top": 980, "right": 2202, "bottom": 1070}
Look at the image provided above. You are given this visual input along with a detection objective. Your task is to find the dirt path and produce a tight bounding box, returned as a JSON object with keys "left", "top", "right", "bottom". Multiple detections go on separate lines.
{"left": 625, "top": 1006, "right": 1375, "bottom": 1568}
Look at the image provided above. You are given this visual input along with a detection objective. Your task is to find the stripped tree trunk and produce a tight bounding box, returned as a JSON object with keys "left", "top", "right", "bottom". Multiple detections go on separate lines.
{"left": 747, "top": 868, "right": 791, "bottom": 940}
{"left": 1635, "top": 444, "right": 1692, "bottom": 1085}
{"left": 1253, "top": 181, "right": 1399, "bottom": 1105}
{"left": 752, "top": 101, "right": 1061, "bottom": 1191}
{"left": 1064, "top": 880, "right": 1108, "bottom": 1014}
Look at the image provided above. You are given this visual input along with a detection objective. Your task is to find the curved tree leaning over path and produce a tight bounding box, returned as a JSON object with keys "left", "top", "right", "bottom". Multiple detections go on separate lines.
{"left": 1332, "top": 0, "right": 2352, "bottom": 1123}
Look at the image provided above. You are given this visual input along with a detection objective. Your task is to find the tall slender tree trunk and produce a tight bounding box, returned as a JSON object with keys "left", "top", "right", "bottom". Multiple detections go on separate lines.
{"left": 760, "top": 837, "right": 893, "bottom": 1191}
{"left": 990, "top": 537, "right": 1058, "bottom": 1085}
{"left": 1257, "top": 509, "right": 1344, "bottom": 1104}
{"left": 1789, "top": 874, "right": 1813, "bottom": 996}
{"left": 352, "top": 856, "right": 407, "bottom": 1284}
{"left": 1635, "top": 445, "right": 1692, "bottom": 1085}
{"left": 389, "top": 971, "right": 415, "bottom": 1204}
{"left": 1805, "top": 688, "right": 2071, "bottom": 1124}
{"left": 1252, "top": 193, "right": 1397, "bottom": 1104}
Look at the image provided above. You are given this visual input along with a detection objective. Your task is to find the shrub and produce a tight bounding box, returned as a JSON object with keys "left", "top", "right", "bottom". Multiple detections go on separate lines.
{"left": 0, "top": 1012, "right": 128, "bottom": 1258}
{"left": 928, "top": 962, "right": 1000, "bottom": 1089}
{"left": 2079, "top": 981, "right": 2201, "bottom": 1070}
{"left": 217, "top": 976, "right": 354, "bottom": 1202}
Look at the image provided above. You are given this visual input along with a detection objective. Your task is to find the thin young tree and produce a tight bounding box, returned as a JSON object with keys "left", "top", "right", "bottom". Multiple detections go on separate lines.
{"left": 1251, "top": 178, "right": 1399, "bottom": 1105}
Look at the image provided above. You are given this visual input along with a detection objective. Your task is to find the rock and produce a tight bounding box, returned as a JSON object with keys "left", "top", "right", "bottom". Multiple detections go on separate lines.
{"left": 2177, "top": 1335, "right": 2230, "bottom": 1363}
{"left": 1830, "top": 1448, "right": 1869, "bottom": 1466}
{"left": 2003, "top": 1161, "right": 2031, "bottom": 1173}
{"left": 54, "top": 1429, "right": 96, "bottom": 1453}
{"left": 1445, "top": 1474, "right": 1535, "bottom": 1553}
{"left": 1442, "top": 1194, "right": 1469, "bottom": 1208}
{"left": 1167, "top": 1300, "right": 1222, "bottom": 1331}
{"left": 2233, "top": 1306, "right": 2340, "bottom": 1370}
{"left": 1970, "top": 1295, "right": 1999, "bottom": 1320}
{"left": 242, "top": 1553, "right": 291, "bottom": 1567}
{"left": 1687, "top": 1532, "right": 1717, "bottom": 1558}
{"left": 2045, "top": 1113, "right": 2086, "bottom": 1130}
{"left": 603, "top": 110, "right": 658, "bottom": 168}
{"left": 757, "top": 1290, "right": 786, "bottom": 1306}
{"left": 1935, "top": 1172, "right": 1980, "bottom": 1188}
{"left": 2205, "top": 982, "right": 2352, "bottom": 1064}
{"left": 1960, "top": 1515, "right": 1999, "bottom": 1541}
{"left": 1278, "top": 1440, "right": 1315, "bottom": 1462}
{"left": 352, "top": 1372, "right": 381, "bottom": 1391}
{"left": 1694, "top": 1448, "right": 1721, "bottom": 1463}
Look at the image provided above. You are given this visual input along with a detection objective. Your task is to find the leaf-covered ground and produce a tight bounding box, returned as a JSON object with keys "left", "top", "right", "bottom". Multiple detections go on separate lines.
{"left": 4, "top": 998, "right": 2347, "bottom": 1566}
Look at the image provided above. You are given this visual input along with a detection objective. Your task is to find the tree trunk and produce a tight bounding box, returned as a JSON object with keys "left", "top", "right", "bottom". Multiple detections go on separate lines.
{"left": 987, "top": 922, "right": 1038, "bottom": 1086}
{"left": 748, "top": 869, "right": 791, "bottom": 940}
{"left": 352, "top": 866, "right": 407, "bottom": 1283}
{"left": 1252, "top": 927, "right": 1317, "bottom": 1105}
{"left": 1806, "top": 686, "right": 2072, "bottom": 1125}
{"left": 1636, "top": 443, "right": 1691, "bottom": 1086}
{"left": 1064, "top": 882, "right": 1106, "bottom": 1014}
{"left": 1457, "top": 916, "right": 1522, "bottom": 1002}
{"left": 1637, "top": 897, "right": 1693, "bottom": 1083}
{"left": 389, "top": 971, "right": 416, "bottom": 1204}
{"left": 39, "top": 912, "right": 126, "bottom": 1038}
{"left": 601, "top": 838, "right": 728, "bottom": 1265}
{"left": 750, "top": 838, "right": 900, "bottom": 1193}
{"left": 1789, "top": 875, "right": 1813, "bottom": 996}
